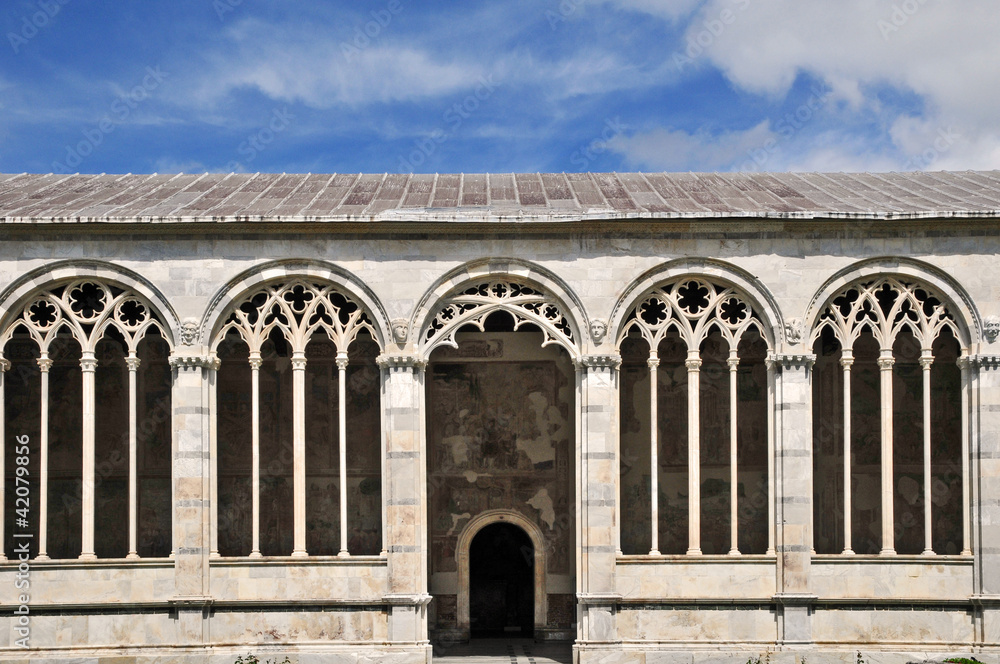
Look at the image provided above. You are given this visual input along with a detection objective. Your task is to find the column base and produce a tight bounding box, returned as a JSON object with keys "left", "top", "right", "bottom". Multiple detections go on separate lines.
{"left": 126, "top": 552, "right": 140, "bottom": 560}
{"left": 290, "top": 549, "right": 308, "bottom": 558}
{"left": 78, "top": 552, "right": 97, "bottom": 561}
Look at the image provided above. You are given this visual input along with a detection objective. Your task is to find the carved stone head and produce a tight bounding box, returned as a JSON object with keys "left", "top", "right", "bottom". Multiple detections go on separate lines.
{"left": 985, "top": 316, "right": 1000, "bottom": 344}
{"left": 391, "top": 318, "right": 409, "bottom": 344}
{"left": 589, "top": 318, "right": 608, "bottom": 345}
{"left": 180, "top": 318, "right": 200, "bottom": 346}
{"left": 784, "top": 317, "right": 804, "bottom": 345}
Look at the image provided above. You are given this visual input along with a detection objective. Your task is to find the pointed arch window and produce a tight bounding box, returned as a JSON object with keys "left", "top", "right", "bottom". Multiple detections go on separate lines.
{"left": 617, "top": 279, "right": 773, "bottom": 556}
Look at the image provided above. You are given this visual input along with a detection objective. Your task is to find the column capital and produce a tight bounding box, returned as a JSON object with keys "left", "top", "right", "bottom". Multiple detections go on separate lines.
{"left": 646, "top": 356, "right": 660, "bottom": 370}
{"left": 125, "top": 355, "right": 141, "bottom": 371}
{"left": 877, "top": 356, "right": 896, "bottom": 370}
{"left": 0, "top": 357, "right": 9, "bottom": 372}
{"left": 575, "top": 354, "right": 622, "bottom": 371}
{"left": 290, "top": 350, "right": 308, "bottom": 371}
{"left": 839, "top": 356, "right": 855, "bottom": 368}
{"left": 36, "top": 356, "right": 53, "bottom": 372}
{"left": 771, "top": 353, "right": 815, "bottom": 370}
{"left": 918, "top": 356, "right": 934, "bottom": 370}
{"left": 376, "top": 353, "right": 428, "bottom": 372}
{"left": 727, "top": 356, "right": 740, "bottom": 370}
{"left": 79, "top": 353, "right": 98, "bottom": 373}
{"left": 168, "top": 354, "right": 219, "bottom": 372}
{"left": 685, "top": 358, "right": 702, "bottom": 371}
{"left": 335, "top": 350, "right": 350, "bottom": 370}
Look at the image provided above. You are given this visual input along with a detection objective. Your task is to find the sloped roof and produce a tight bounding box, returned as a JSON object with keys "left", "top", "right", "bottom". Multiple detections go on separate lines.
{"left": 1, "top": 171, "right": 1000, "bottom": 224}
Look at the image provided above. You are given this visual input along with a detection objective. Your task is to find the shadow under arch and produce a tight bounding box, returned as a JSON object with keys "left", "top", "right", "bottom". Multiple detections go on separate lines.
{"left": 455, "top": 510, "right": 547, "bottom": 640}
{"left": 412, "top": 258, "right": 586, "bottom": 360}
{"left": 201, "top": 259, "right": 390, "bottom": 350}
{"left": 803, "top": 256, "right": 980, "bottom": 349}
{"left": 0, "top": 259, "right": 180, "bottom": 347}
{"left": 608, "top": 258, "right": 783, "bottom": 349}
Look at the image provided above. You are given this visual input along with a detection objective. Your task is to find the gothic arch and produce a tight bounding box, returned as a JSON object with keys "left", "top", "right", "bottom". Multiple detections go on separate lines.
{"left": 455, "top": 510, "right": 547, "bottom": 636}
{"left": 203, "top": 260, "right": 389, "bottom": 351}
{"left": 608, "top": 259, "right": 782, "bottom": 350}
{"left": 804, "top": 257, "right": 977, "bottom": 349}
{"left": 413, "top": 259, "right": 585, "bottom": 359}
{"left": 0, "top": 260, "right": 179, "bottom": 348}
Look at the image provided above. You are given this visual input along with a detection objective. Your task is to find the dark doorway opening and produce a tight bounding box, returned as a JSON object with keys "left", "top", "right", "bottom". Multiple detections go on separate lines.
{"left": 469, "top": 523, "right": 534, "bottom": 638}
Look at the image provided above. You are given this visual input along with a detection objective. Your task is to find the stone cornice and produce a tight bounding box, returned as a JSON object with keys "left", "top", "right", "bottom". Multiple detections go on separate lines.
{"left": 376, "top": 354, "right": 428, "bottom": 371}
{"left": 168, "top": 354, "right": 221, "bottom": 371}
{"left": 771, "top": 353, "right": 816, "bottom": 370}
{"left": 574, "top": 354, "right": 622, "bottom": 370}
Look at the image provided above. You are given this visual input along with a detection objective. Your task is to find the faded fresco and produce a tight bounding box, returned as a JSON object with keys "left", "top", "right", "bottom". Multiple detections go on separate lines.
{"left": 427, "top": 331, "right": 574, "bottom": 632}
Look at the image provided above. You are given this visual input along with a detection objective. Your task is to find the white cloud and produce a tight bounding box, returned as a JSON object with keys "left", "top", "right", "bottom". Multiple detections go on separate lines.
{"left": 189, "top": 19, "right": 485, "bottom": 109}
{"left": 607, "top": 121, "right": 776, "bottom": 171}
{"left": 598, "top": 0, "right": 702, "bottom": 21}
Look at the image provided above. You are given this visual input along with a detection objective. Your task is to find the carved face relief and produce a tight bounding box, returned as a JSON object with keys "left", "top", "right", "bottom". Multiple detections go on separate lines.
{"left": 985, "top": 316, "right": 1000, "bottom": 344}
{"left": 784, "top": 317, "right": 804, "bottom": 345}
{"left": 391, "top": 318, "right": 409, "bottom": 344}
{"left": 180, "top": 318, "right": 200, "bottom": 346}
{"left": 589, "top": 319, "right": 608, "bottom": 345}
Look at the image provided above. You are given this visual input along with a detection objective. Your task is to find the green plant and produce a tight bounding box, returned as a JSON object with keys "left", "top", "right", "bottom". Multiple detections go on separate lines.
{"left": 233, "top": 654, "right": 291, "bottom": 664}
{"left": 944, "top": 658, "right": 982, "bottom": 664}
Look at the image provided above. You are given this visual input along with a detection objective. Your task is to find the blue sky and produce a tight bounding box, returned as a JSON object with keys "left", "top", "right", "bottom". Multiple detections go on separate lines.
{"left": 1, "top": 0, "right": 998, "bottom": 174}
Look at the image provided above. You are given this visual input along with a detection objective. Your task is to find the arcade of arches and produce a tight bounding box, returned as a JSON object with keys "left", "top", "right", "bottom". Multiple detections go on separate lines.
{"left": 0, "top": 258, "right": 998, "bottom": 662}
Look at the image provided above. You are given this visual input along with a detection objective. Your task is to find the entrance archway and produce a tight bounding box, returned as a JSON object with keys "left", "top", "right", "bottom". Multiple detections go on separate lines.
{"left": 470, "top": 523, "right": 534, "bottom": 636}
{"left": 457, "top": 510, "right": 547, "bottom": 639}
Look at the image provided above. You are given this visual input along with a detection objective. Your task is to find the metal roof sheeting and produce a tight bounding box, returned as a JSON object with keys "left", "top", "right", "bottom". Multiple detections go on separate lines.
{"left": 1, "top": 171, "right": 1000, "bottom": 223}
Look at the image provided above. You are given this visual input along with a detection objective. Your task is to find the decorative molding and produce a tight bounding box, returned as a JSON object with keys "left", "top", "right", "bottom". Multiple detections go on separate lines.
{"left": 576, "top": 354, "right": 622, "bottom": 370}
{"left": 773, "top": 353, "right": 816, "bottom": 370}
{"left": 973, "top": 355, "right": 1000, "bottom": 370}
{"left": 376, "top": 354, "right": 428, "bottom": 371}
{"left": 169, "top": 355, "right": 220, "bottom": 371}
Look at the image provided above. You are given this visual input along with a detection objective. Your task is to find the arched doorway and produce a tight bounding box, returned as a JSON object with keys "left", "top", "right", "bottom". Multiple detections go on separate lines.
{"left": 469, "top": 522, "right": 534, "bottom": 637}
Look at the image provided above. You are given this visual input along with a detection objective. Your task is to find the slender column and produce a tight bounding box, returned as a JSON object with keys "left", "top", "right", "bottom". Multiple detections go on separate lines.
{"left": 249, "top": 351, "right": 263, "bottom": 558}
{"left": 766, "top": 356, "right": 776, "bottom": 555}
{"left": 37, "top": 354, "right": 51, "bottom": 560}
{"left": 920, "top": 350, "right": 935, "bottom": 555}
{"left": 337, "top": 351, "right": 350, "bottom": 557}
{"left": 79, "top": 351, "right": 97, "bottom": 560}
{"left": 959, "top": 356, "right": 972, "bottom": 556}
{"left": 0, "top": 358, "right": 8, "bottom": 561}
{"left": 291, "top": 350, "right": 308, "bottom": 557}
{"left": 126, "top": 353, "right": 141, "bottom": 559}
{"left": 878, "top": 351, "right": 896, "bottom": 556}
{"left": 840, "top": 350, "right": 855, "bottom": 555}
{"left": 728, "top": 350, "right": 740, "bottom": 556}
{"left": 686, "top": 350, "right": 702, "bottom": 555}
{"left": 208, "top": 355, "right": 219, "bottom": 559}
{"left": 648, "top": 350, "right": 660, "bottom": 555}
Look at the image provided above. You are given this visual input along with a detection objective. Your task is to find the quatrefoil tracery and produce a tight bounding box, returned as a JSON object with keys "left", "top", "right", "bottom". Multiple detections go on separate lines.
{"left": 4, "top": 280, "right": 165, "bottom": 353}
{"left": 423, "top": 280, "right": 575, "bottom": 351}
{"left": 621, "top": 279, "right": 764, "bottom": 352}
{"left": 219, "top": 280, "right": 377, "bottom": 354}
{"left": 814, "top": 277, "right": 958, "bottom": 350}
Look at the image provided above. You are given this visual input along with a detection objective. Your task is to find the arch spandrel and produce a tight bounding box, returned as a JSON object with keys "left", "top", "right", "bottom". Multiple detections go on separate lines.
{"left": 201, "top": 260, "right": 390, "bottom": 351}
{"left": 804, "top": 258, "right": 978, "bottom": 349}
{"left": 413, "top": 259, "right": 586, "bottom": 359}
{"left": 609, "top": 260, "right": 782, "bottom": 351}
